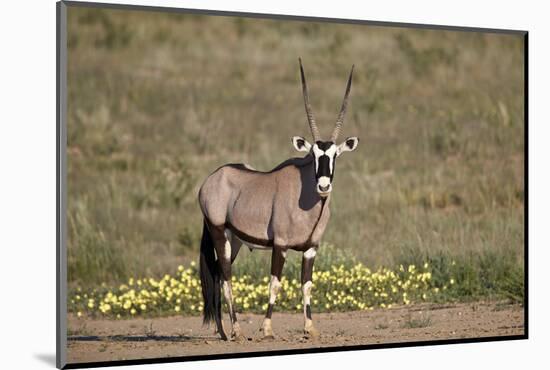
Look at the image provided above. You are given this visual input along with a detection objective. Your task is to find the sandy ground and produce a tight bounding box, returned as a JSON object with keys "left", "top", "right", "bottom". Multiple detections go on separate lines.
{"left": 67, "top": 301, "right": 524, "bottom": 364}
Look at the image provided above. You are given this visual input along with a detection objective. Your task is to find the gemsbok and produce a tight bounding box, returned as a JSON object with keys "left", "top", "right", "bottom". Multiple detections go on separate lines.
{"left": 198, "top": 59, "right": 359, "bottom": 341}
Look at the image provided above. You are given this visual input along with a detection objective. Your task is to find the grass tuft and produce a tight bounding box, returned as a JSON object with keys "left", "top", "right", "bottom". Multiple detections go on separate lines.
{"left": 402, "top": 312, "right": 432, "bottom": 329}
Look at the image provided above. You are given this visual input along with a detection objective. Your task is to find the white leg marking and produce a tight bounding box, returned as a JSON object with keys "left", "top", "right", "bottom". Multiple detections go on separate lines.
{"left": 223, "top": 230, "right": 233, "bottom": 260}
{"left": 281, "top": 250, "right": 287, "bottom": 259}
{"left": 262, "top": 275, "right": 277, "bottom": 337}
{"left": 268, "top": 275, "right": 281, "bottom": 304}
{"left": 304, "top": 247, "right": 317, "bottom": 259}
{"left": 222, "top": 280, "right": 234, "bottom": 320}
{"left": 224, "top": 240, "right": 231, "bottom": 261}
{"left": 262, "top": 318, "right": 273, "bottom": 337}
{"left": 302, "top": 280, "right": 313, "bottom": 307}
{"left": 224, "top": 229, "right": 232, "bottom": 240}
{"left": 222, "top": 280, "right": 233, "bottom": 303}
{"left": 223, "top": 280, "right": 241, "bottom": 337}
{"left": 302, "top": 281, "right": 317, "bottom": 335}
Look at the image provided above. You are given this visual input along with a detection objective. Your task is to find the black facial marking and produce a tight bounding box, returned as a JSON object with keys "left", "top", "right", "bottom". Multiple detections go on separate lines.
{"left": 306, "top": 304, "right": 312, "bottom": 320}
{"left": 331, "top": 156, "right": 336, "bottom": 180}
{"left": 345, "top": 138, "right": 356, "bottom": 150}
{"left": 297, "top": 138, "right": 305, "bottom": 148}
{"left": 314, "top": 141, "right": 336, "bottom": 180}
{"left": 315, "top": 141, "right": 336, "bottom": 182}
{"left": 316, "top": 141, "right": 334, "bottom": 150}
{"left": 317, "top": 155, "right": 331, "bottom": 179}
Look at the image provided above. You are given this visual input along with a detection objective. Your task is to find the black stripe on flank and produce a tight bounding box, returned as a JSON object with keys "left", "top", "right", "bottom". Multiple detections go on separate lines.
{"left": 225, "top": 222, "right": 320, "bottom": 251}
{"left": 222, "top": 194, "right": 327, "bottom": 253}
{"left": 225, "top": 223, "right": 274, "bottom": 247}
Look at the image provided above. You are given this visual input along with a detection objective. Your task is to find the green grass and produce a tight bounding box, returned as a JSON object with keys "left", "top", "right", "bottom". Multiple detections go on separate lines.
{"left": 66, "top": 6, "right": 524, "bottom": 306}
{"left": 233, "top": 244, "right": 524, "bottom": 304}
{"left": 406, "top": 250, "right": 524, "bottom": 304}
{"left": 402, "top": 312, "right": 433, "bottom": 329}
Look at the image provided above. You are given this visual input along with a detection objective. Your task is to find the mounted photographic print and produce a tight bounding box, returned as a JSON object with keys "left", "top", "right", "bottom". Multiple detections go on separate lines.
{"left": 56, "top": 1, "right": 527, "bottom": 368}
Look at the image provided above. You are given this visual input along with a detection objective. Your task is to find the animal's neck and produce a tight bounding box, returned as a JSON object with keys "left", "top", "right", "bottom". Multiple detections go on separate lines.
{"left": 302, "top": 161, "right": 331, "bottom": 246}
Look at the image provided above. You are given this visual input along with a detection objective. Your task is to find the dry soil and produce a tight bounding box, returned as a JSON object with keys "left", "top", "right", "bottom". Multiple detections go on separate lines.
{"left": 67, "top": 301, "right": 524, "bottom": 364}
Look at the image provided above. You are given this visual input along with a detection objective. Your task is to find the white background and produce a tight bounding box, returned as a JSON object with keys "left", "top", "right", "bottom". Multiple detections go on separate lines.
{"left": 0, "top": 0, "right": 545, "bottom": 368}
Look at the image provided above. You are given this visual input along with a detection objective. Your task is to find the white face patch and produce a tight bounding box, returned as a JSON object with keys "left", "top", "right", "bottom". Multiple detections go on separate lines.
{"left": 325, "top": 145, "right": 337, "bottom": 174}
{"left": 304, "top": 247, "right": 317, "bottom": 259}
{"left": 312, "top": 145, "right": 323, "bottom": 172}
{"left": 318, "top": 176, "right": 330, "bottom": 187}
{"left": 312, "top": 144, "right": 324, "bottom": 157}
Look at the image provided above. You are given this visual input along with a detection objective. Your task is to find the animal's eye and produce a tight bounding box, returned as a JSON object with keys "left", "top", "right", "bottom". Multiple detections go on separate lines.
{"left": 297, "top": 139, "right": 305, "bottom": 148}
{"left": 346, "top": 139, "right": 355, "bottom": 149}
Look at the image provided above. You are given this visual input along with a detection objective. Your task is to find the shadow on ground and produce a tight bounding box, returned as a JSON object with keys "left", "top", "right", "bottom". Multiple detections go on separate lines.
{"left": 68, "top": 334, "right": 219, "bottom": 343}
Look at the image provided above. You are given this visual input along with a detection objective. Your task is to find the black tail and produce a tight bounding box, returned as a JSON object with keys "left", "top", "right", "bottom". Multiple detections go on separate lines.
{"left": 199, "top": 220, "right": 227, "bottom": 340}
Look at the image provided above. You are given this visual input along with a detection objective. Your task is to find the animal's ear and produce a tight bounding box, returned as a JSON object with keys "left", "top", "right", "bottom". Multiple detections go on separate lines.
{"left": 292, "top": 136, "right": 312, "bottom": 152}
{"left": 336, "top": 137, "right": 359, "bottom": 156}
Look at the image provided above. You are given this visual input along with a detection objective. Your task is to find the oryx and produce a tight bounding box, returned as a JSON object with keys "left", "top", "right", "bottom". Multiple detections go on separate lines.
{"left": 198, "top": 59, "right": 359, "bottom": 341}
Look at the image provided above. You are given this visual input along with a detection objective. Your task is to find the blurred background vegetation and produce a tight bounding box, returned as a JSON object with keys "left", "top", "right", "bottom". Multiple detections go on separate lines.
{"left": 67, "top": 6, "right": 524, "bottom": 301}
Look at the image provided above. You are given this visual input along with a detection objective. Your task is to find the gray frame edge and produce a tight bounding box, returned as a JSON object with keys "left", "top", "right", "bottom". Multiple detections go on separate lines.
{"left": 63, "top": 0, "right": 527, "bottom": 35}
{"left": 56, "top": 1, "right": 68, "bottom": 369}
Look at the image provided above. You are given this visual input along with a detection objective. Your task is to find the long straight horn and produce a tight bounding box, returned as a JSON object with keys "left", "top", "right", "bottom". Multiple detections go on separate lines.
{"left": 299, "top": 58, "right": 321, "bottom": 142}
{"left": 331, "top": 65, "right": 354, "bottom": 142}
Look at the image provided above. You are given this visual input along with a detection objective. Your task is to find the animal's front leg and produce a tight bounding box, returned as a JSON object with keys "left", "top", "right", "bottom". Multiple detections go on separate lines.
{"left": 261, "top": 248, "right": 286, "bottom": 339}
{"left": 302, "top": 246, "right": 319, "bottom": 338}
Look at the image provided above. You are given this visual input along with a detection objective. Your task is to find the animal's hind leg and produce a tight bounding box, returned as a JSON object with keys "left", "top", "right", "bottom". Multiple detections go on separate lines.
{"left": 204, "top": 222, "right": 229, "bottom": 340}
{"left": 213, "top": 228, "right": 244, "bottom": 340}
